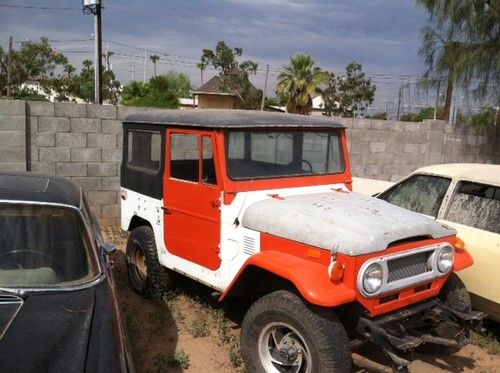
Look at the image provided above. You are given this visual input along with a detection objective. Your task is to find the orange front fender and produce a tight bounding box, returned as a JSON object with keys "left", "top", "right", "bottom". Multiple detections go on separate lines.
{"left": 219, "top": 250, "right": 356, "bottom": 307}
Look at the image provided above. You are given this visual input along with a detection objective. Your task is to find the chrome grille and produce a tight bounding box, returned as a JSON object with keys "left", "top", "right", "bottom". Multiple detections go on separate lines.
{"left": 387, "top": 252, "right": 430, "bottom": 283}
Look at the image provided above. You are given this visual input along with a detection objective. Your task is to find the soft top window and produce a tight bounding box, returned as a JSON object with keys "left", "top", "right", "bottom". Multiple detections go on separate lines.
{"left": 226, "top": 130, "right": 344, "bottom": 180}
{"left": 0, "top": 204, "right": 99, "bottom": 288}
{"left": 127, "top": 130, "right": 161, "bottom": 173}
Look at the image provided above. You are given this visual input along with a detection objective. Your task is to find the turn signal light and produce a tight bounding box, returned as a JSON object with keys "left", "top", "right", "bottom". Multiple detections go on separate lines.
{"left": 454, "top": 237, "right": 466, "bottom": 253}
{"left": 329, "top": 261, "right": 345, "bottom": 282}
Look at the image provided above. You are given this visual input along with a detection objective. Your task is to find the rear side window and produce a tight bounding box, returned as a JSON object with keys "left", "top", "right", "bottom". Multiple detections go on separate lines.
{"left": 127, "top": 130, "right": 161, "bottom": 172}
{"left": 378, "top": 174, "right": 451, "bottom": 217}
{"left": 446, "top": 182, "right": 500, "bottom": 234}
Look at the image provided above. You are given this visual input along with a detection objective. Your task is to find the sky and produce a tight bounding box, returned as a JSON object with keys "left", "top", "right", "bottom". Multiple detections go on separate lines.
{"left": 0, "top": 0, "right": 432, "bottom": 113}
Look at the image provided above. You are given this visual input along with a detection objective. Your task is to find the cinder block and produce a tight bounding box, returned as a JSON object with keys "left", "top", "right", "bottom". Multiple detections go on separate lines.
{"left": 33, "top": 132, "right": 55, "bottom": 147}
{"left": 102, "top": 148, "right": 122, "bottom": 162}
{"left": 0, "top": 146, "right": 25, "bottom": 162}
{"left": 71, "top": 177, "right": 102, "bottom": 191}
{"left": 116, "top": 133, "right": 123, "bottom": 147}
{"left": 383, "top": 164, "right": 400, "bottom": 176}
{"left": 101, "top": 119, "right": 122, "bottom": 134}
{"left": 404, "top": 122, "right": 420, "bottom": 133}
{"left": 39, "top": 148, "right": 70, "bottom": 162}
{"left": 88, "top": 162, "right": 118, "bottom": 177}
{"left": 27, "top": 101, "right": 55, "bottom": 116}
{"left": 365, "top": 164, "right": 383, "bottom": 177}
{"left": 56, "top": 133, "right": 87, "bottom": 148}
{"left": 71, "top": 118, "right": 101, "bottom": 133}
{"left": 87, "top": 133, "right": 116, "bottom": 148}
{"left": 0, "top": 100, "right": 25, "bottom": 115}
{"left": 100, "top": 204, "right": 120, "bottom": 218}
{"left": 0, "top": 114, "right": 25, "bottom": 131}
{"left": 30, "top": 162, "right": 56, "bottom": 174}
{"left": 369, "top": 142, "right": 386, "bottom": 153}
{"left": 370, "top": 120, "right": 390, "bottom": 131}
{"left": 403, "top": 143, "right": 419, "bottom": 154}
{"left": 0, "top": 162, "right": 26, "bottom": 172}
{"left": 70, "top": 148, "right": 101, "bottom": 162}
{"left": 0, "top": 131, "right": 24, "bottom": 147}
{"left": 87, "top": 104, "right": 117, "bottom": 119}
{"left": 101, "top": 176, "right": 120, "bottom": 191}
{"left": 54, "top": 102, "right": 87, "bottom": 118}
{"left": 85, "top": 190, "right": 119, "bottom": 206}
{"left": 38, "top": 117, "right": 70, "bottom": 132}
{"left": 56, "top": 162, "right": 88, "bottom": 177}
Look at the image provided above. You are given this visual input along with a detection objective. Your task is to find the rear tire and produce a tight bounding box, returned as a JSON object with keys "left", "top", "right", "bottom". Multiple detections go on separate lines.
{"left": 240, "top": 290, "right": 352, "bottom": 373}
{"left": 126, "top": 226, "right": 171, "bottom": 298}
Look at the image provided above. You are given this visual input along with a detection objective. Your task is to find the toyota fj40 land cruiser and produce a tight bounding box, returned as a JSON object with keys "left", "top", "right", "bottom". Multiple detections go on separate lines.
{"left": 120, "top": 109, "right": 484, "bottom": 372}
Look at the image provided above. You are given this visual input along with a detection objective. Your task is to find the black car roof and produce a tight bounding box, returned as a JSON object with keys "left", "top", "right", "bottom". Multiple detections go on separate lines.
{"left": 124, "top": 109, "right": 345, "bottom": 129}
{"left": 0, "top": 172, "right": 81, "bottom": 209}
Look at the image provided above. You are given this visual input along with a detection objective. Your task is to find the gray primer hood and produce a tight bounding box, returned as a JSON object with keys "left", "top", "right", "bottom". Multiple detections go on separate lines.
{"left": 241, "top": 191, "right": 455, "bottom": 256}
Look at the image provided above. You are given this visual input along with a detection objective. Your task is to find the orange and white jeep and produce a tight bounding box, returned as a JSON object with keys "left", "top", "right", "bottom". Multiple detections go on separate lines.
{"left": 120, "top": 109, "right": 484, "bottom": 372}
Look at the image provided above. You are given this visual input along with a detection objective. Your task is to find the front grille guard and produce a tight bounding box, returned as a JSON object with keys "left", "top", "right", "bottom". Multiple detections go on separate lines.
{"left": 355, "top": 298, "right": 486, "bottom": 372}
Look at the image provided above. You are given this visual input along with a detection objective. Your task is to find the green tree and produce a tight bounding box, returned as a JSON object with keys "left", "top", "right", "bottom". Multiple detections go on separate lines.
{"left": 322, "top": 62, "right": 376, "bottom": 117}
{"left": 276, "top": 53, "right": 328, "bottom": 115}
{"left": 416, "top": 0, "right": 500, "bottom": 121}
{"left": 121, "top": 72, "right": 192, "bottom": 108}
{"left": 0, "top": 37, "right": 68, "bottom": 97}
{"left": 200, "top": 41, "right": 261, "bottom": 109}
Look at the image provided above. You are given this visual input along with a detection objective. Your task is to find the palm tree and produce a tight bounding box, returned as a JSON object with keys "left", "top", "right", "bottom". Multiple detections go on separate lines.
{"left": 63, "top": 64, "right": 76, "bottom": 79}
{"left": 150, "top": 55, "right": 160, "bottom": 77}
{"left": 277, "top": 54, "right": 328, "bottom": 115}
{"left": 196, "top": 61, "right": 207, "bottom": 85}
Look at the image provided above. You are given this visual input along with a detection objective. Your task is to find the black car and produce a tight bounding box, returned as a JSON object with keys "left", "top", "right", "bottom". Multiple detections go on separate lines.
{"left": 0, "top": 172, "right": 133, "bottom": 373}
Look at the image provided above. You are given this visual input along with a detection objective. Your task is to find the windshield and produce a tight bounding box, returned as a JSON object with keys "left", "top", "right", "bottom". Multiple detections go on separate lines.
{"left": 226, "top": 130, "right": 344, "bottom": 180}
{"left": 0, "top": 204, "right": 99, "bottom": 288}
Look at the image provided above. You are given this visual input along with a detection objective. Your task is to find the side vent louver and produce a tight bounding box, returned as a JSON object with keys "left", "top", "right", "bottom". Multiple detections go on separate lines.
{"left": 243, "top": 236, "right": 256, "bottom": 255}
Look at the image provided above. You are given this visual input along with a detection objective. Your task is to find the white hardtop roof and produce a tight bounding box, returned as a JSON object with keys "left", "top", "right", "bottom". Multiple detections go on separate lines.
{"left": 414, "top": 163, "right": 500, "bottom": 187}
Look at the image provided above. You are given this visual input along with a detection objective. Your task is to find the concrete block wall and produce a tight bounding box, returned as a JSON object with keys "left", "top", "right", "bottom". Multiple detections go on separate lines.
{"left": 339, "top": 118, "right": 499, "bottom": 181}
{"left": 0, "top": 99, "right": 499, "bottom": 224}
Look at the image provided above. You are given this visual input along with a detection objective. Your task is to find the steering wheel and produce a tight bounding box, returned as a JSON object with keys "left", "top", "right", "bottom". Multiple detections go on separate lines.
{"left": 0, "top": 250, "right": 64, "bottom": 276}
{"left": 301, "top": 160, "right": 313, "bottom": 172}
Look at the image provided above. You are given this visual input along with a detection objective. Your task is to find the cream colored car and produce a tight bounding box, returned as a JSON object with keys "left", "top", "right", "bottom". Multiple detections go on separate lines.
{"left": 377, "top": 163, "right": 500, "bottom": 321}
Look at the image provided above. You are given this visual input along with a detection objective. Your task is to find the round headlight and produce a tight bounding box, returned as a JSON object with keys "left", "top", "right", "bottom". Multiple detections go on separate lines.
{"left": 363, "top": 263, "right": 384, "bottom": 294}
{"left": 437, "top": 246, "right": 455, "bottom": 273}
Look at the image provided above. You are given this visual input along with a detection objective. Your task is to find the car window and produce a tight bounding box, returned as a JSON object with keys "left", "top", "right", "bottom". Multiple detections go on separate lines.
{"left": 127, "top": 130, "right": 161, "bottom": 173}
{"left": 378, "top": 174, "right": 451, "bottom": 217}
{"left": 446, "top": 181, "right": 500, "bottom": 234}
{"left": 0, "top": 204, "right": 99, "bottom": 288}
{"left": 170, "top": 133, "right": 199, "bottom": 182}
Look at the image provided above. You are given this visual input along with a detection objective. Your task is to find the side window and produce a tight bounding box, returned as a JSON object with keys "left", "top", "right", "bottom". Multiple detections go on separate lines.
{"left": 127, "top": 130, "right": 161, "bottom": 172}
{"left": 202, "top": 136, "right": 217, "bottom": 185}
{"left": 170, "top": 133, "right": 199, "bottom": 182}
{"left": 378, "top": 174, "right": 451, "bottom": 217}
{"left": 446, "top": 181, "right": 500, "bottom": 234}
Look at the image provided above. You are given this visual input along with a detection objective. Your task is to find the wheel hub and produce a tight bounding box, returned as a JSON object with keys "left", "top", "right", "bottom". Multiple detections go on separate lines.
{"left": 277, "top": 341, "right": 299, "bottom": 364}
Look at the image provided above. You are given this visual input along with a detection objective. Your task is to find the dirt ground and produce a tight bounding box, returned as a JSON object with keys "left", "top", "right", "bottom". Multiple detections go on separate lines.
{"left": 103, "top": 227, "right": 500, "bottom": 373}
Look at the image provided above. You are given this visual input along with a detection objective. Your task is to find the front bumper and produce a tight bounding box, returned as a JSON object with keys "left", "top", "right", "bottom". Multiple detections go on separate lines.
{"left": 355, "top": 298, "right": 486, "bottom": 369}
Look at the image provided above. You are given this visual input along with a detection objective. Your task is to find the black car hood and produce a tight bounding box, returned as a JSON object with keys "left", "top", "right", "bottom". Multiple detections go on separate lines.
{"left": 0, "top": 280, "right": 127, "bottom": 373}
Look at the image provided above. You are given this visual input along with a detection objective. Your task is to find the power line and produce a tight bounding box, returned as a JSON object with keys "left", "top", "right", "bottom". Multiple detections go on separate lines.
{"left": 0, "top": 4, "right": 81, "bottom": 11}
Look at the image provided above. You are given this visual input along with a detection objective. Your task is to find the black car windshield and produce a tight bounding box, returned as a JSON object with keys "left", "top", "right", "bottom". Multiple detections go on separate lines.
{"left": 0, "top": 204, "right": 99, "bottom": 288}
{"left": 226, "top": 130, "right": 344, "bottom": 180}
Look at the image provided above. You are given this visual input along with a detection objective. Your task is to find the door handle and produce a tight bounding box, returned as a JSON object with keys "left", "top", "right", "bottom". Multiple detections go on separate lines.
{"left": 161, "top": 206, "right": 172, "bottom": 214}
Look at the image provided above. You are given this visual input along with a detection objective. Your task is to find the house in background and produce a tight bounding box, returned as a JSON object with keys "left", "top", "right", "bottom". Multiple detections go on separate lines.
{"left": 193, "top": 76, "right": 237, "bottom": 109}
{"left": 265, "top": 94, "right": 327, "bottom": 116}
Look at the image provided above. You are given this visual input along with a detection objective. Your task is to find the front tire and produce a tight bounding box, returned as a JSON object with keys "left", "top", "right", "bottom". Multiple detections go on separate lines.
{"left": 240, "top": 290, "right": 351, "bottom": 373}
{"left": 126, "top": 226, "right": 171, "bottom": 298}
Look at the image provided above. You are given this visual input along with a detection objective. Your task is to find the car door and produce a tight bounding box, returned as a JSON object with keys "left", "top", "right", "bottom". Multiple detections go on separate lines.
{"left": 438, "top": 180, "right": 500, "bottom": 320}
{"left": 163, "top": 130, "right": 221, "bottom": 270}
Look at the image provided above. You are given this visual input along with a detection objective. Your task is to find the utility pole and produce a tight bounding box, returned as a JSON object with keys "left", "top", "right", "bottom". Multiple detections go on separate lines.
{"left": 143, "top": 49, "right": 147, "bottom": 83}
{"left": 6, "top": 36, "right": 13, "bottom": 98}
{"left": 433, "top": 78, "right": 441, "bottom": 120}
{"left": 396, "top": 84, "right": 403, "bottom": 121}
{"left": 260, "top": 64, "right": 270, "bottom": 111}
{"left": 132, "top": 55, "right": 136, "bottom": 81}
{"left": 83, "top": 0, "right": 103, "bottom": 104}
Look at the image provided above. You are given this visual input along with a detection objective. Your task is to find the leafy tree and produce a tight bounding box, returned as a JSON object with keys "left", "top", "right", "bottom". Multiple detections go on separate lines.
{"left": 400, "top": 106, "right": 445, "bottom": 122}
{"left": 200, "top": 41, "right": 261, "bottom": 109}
{"left": 0, "top": 37, "right": 68, "bottom": 97}
{"left": 276, "top": 53, "right": 328, "bottom": 115}
{"left": 322, "top": 62, "right": 376, "bottom": 117}
{"left": 367, "top": 112, "right": 387, "bottom": 120}
{"left": 416, "top": 0, "right": 500, "bottom": 121}
{"left": 121, "top": 72, "right": 192, "bottom": 108}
